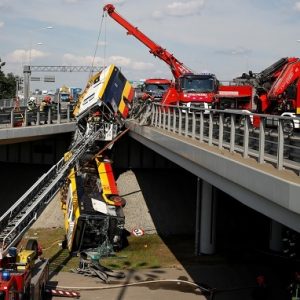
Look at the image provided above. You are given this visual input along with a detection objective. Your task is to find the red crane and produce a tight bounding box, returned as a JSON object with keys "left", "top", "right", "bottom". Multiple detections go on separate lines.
{"left": 103, "top": 4, "right": 219, "bottom": 109}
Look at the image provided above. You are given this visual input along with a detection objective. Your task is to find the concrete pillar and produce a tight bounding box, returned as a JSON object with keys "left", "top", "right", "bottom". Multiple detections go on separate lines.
{"left": 195, "top": 177, "right": 201, "bottom": 255}
{"left": 200, "top": 180, "right": 217, "bottom": 254}
{"left": 269, "top": 219, "right": 283, "bottom": 252}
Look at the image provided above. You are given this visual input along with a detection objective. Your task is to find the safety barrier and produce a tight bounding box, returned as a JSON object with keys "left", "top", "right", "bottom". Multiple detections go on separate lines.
{"left": 0, "top": 105, "right": 75, "bottom": 128}
{"left": 150, "top": 104, "right": 300, "bottom": 175}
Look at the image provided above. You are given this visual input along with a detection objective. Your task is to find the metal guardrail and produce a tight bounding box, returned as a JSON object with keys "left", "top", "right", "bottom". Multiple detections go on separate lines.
{"left": 0, "top": 105, "right": 75, "bottom": 128}
{"left": 150, "top": 104, "right": 300, "bottom": 176}
{"left": 0, "top": 98, "right": 27, "bottom": 108}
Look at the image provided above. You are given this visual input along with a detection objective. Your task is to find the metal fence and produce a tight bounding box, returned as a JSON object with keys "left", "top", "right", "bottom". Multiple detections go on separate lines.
{"left": 0, "top": 98, "right": 27, "bottom": 108}
{"left": 150, "top": 103, "right": 300, "bottom": 176}
{"left": 0, "top": 105, "right": 75, "bottom": 128}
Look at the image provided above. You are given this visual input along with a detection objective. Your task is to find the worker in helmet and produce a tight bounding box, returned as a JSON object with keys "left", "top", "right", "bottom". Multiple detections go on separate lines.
{"left": 87, "top": 111, "right": 101, "bottom": 134}
{"left": 40, "top": 96, "right": 51, "bottom": 112}
{"left": 27, "top": 97, "right": 37, "bottom": 111}
{"left": 88, "top": 111, "right": 101, "bottom": 125}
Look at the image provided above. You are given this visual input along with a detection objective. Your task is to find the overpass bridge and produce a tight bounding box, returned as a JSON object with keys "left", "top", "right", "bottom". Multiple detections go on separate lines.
{"left": 0, "top": 103, "right": 300, "bottom": 255}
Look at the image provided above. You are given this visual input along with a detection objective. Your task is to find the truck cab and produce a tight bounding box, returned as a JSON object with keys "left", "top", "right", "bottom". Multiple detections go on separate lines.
{"left": 140, "top": 78, "right": 171, "bottom": 101}
{"left": 173, "top": 73, "right": 219, "bottom": 112}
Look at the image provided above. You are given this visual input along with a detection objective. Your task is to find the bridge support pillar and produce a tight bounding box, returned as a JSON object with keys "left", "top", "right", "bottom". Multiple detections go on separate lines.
{"left": 269, "top": 220, "right": 283, "bottom": 252}
{"left": 195, "top": 179, "right": 216, "bottom": 255}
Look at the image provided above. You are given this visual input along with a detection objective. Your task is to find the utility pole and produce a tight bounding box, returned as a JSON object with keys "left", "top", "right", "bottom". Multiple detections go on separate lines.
{"left": 23, "top": 65, "right": 31, "bottom": 101}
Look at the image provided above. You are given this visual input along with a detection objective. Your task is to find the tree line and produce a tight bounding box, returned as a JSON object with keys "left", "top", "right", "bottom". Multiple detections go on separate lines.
{"left": 0, "top": 58, "right": 18, "bottom": 99}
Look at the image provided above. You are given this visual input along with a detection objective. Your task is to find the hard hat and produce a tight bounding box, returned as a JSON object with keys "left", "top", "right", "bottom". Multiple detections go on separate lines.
{"left": 29, "top": 96, "right": 36, "bottom": 101}
{"left": 44, "top": 95, "right": 51, "bottom": 102}
{"left": 93, "top": 111, "right": 100, "bottom": 116}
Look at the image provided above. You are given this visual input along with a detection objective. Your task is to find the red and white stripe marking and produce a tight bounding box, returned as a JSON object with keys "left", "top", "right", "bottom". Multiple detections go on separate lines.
{"left": 46, "top": 289, "right": 80, "bottom": 298}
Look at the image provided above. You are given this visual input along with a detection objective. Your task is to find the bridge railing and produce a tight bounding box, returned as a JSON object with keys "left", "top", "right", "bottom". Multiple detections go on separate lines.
{"left": 0, "top": 105, "right": 75, "bottom": 128}
{"left": 0, "top": 98, "right": 27, "bottom": 108}
{"left": 150, "top": 103, "right": 300, "bottom": 176}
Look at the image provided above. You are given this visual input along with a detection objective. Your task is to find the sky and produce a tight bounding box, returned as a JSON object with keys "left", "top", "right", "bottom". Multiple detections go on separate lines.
{"left": 1, "top": 0, "right": 300, "bottom": 92}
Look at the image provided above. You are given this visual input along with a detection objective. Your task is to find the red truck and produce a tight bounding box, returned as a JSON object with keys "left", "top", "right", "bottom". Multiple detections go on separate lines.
{"left": 0, "top": 240, "right": 49, "bottom": 299}
{"left": 138, "top": 78, "right": 171, "bottom": 102}
{"left": 103, "top": 4, "right": 219, "bottom": 111}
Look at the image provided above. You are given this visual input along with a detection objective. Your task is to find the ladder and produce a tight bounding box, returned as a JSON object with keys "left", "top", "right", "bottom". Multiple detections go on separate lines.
{"left": 0, "top": 127, "right": 108, "bottom": 256}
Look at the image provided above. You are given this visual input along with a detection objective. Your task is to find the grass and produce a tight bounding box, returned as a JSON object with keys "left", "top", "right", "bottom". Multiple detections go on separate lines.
{"left": 102, "top": 234, "right": 180, "bottom": 270}
{"left": 19, "top": 228, "right": 182, "bottom": 273}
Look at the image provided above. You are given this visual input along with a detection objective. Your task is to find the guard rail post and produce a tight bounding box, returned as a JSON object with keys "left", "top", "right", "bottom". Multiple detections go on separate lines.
{"left": 36, "top": 111, "right": 40, "bottom": 125}
{"left": 178, "top": 108, "right": 182, "bottom": 135}
{"left": 48, "top": 109, "right": 51, "bottom": 124}
{"left": 150, "top": 104, "right": 155, "bottom": 126}
{"left": 192, "top": 112, "right": 196, "bottom": 139}
{"left": 154, "top": 105, "right": 158, "bottom": 127}
{"left": 57, "top": 105, "right": 61, "bottom": 124}
{"left": 67, "top": 105, "right": 71, "bottom": 122}
{"left": 162, "top": 106, "right": 166, "bottom": 130}
{"left": 167, "top": 107, "right": 171, "bottom": 132}
{"left": 10, "top": 110, "right": 14, "bottom": 127}
{"left": 185, "top": 111, "right": 189, "bottom": 137}
{"left": 199, "top": 111, "right": 204, "bottom": 142}
{"left": 277, "top": 118, "right": 284, "bottom": 170}
{"left": 158, "top": 107, "right": 162, "bottom": 128}
{"left": 230, "top": 113, "right": 236, "bottom": 153}
{"left": 172, "top": 108, "right": 176, "bottom": 133}
{"left": 208, "top": 111, "right": 213, "bottom": 146}
{"left": 258, "top": 117, "right": 265, "bottom": 164}
{"left": 218, "top": 112, "right": 224, "bottom": 149}
{"left": 24, "top": 109, "right": 28, "bottom": 127}
{"left": 243, "top": 114, "right": 250, "bottom": 158}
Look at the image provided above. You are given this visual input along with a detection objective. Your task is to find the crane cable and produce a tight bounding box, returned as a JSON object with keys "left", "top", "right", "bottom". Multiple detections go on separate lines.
{"left": 89, "top": 11, "right": 106, "bottom": 78}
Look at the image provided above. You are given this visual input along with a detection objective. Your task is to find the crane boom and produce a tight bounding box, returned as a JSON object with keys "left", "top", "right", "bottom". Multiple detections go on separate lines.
{"left": 103, "top": 4, "right": 193, "bottom": 79}
{"left": 103, "top": 4, "right": 219, "bottom": 108}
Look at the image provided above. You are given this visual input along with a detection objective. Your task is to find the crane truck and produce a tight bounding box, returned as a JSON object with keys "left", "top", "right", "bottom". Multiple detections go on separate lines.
{"left": 103, "top": 4, "right": 219, "bottom": 112}
{"left": 0, "top": 64, "right": 134, "bottom": 298}
{"left": 214, "top": 57, "right": 300, "bottom": 131}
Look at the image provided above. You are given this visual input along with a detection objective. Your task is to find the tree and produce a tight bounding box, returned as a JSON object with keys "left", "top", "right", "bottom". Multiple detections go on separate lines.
{"left": 0, "top": 58, "right": 17, "bottom": 99}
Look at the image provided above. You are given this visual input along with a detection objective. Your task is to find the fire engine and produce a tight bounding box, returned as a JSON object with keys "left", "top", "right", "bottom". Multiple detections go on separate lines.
{"left": 138, "top": 78, "right": 171, "bottom": 102}
{"left": 103, "top": 4, "right": 219, "bottom": 112}
{"left": 0, "top": 241, "right": 48, "bottom": 299}
{"left": 214, "top": 57, "right": 300, "bottom": 131}
{"left": 216, "top": 58, "right": 300, "bottom": 113}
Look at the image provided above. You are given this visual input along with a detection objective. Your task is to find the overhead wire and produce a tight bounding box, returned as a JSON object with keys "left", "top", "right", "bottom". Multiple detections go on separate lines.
{"left": 89, "top": 10, "right": 105, "bottom": 79}
{"left": 103, "top": 10, "right": 107, "bottom": 68}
